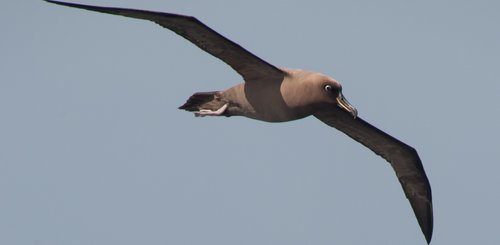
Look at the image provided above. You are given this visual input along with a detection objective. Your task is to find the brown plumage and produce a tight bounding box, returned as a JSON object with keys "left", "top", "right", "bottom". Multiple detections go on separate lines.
{"left": 46, "top": 1, "right": 433, "bottom": 243}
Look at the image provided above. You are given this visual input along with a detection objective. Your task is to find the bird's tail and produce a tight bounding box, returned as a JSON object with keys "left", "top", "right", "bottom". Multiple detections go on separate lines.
{"left": 178, "top": 91, "right": 226, "bottom": 112}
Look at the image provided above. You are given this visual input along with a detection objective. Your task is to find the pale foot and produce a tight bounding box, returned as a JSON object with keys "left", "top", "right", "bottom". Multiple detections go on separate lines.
{"left": 194, "top": 103, "right": 228, "bottom": 117}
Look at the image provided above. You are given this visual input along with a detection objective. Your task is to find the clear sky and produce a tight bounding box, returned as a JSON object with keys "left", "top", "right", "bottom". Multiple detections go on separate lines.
{"left": 2, "top": 0, "right": 499, "bottom": 244}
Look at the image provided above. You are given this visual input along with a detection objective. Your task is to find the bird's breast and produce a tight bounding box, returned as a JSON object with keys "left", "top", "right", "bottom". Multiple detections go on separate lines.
{"left": 221, "top": 82, "right": 311, "bottom": 122}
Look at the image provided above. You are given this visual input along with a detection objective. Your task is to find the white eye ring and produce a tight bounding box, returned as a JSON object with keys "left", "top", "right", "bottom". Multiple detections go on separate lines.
{"left": 324, "top": 84, "right": 333, "bottom": 92}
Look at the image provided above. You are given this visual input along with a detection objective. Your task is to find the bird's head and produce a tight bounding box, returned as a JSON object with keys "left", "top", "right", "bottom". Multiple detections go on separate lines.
{"left": 317, "top": 77, "right": 358, "bottom": 118}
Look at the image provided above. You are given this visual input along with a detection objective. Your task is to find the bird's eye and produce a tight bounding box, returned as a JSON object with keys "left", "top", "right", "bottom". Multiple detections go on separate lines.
{"left": 324, "top": 84, "right": 333, "bottom": 92}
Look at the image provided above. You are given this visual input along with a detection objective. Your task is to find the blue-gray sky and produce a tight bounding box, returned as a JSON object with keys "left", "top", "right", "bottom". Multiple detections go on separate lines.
{"left": 2, "top": 0, "right": 499, "bottom": 244}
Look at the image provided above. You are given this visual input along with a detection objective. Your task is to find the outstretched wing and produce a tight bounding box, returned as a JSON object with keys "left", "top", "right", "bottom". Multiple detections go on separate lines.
{"left": 46, "top": 0, "right": 284, "bottom": 82}
{"left": 314, "top": 109, "right": 433, "bottom": 244}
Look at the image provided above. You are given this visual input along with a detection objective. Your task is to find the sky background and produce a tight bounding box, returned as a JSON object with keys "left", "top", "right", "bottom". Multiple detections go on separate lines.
{"left": 2, "top": 0, "right": 499, "bottom": 244}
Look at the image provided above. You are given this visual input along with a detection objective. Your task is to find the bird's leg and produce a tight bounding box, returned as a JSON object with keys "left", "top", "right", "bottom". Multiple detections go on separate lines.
{"left": 194, "top": 103, "right": 228, "bottom": 117}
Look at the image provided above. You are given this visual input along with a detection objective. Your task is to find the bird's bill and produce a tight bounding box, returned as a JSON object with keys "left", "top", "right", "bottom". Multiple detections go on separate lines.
{"left": 336, "top": 93, "right": 358, "bottom": 118}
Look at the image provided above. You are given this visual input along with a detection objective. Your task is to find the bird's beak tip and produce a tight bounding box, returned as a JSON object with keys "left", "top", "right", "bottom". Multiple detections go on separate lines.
{"left": 336, "top": 93, "right": 358, "bottom": 119}
{"left": 352, "top": 109, "right": 358, "bottom": 119}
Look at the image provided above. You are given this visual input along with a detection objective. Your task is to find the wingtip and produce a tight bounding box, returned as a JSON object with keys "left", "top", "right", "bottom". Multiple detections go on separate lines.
{"left": 425, "top": 224, "right": 433, "bottom": 244}
{"left": 424, "top": 226, "right": 433, "bottom": 244}
{"left": 425, "top": 233, "right": 432, "bottom": 244}
{"left": 416, "top": 201, "right": 433, "bottom": 244}
{"left": 45, "top": 0, "right": 81, "bottom": 8}
{"left": 45, "top": 0, "right": 65, "bottom": 5}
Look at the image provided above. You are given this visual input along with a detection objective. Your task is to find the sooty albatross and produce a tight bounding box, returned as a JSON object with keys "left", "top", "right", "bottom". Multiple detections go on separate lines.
{"left": 46, "top": 1, "right": 433, "bottom": 243}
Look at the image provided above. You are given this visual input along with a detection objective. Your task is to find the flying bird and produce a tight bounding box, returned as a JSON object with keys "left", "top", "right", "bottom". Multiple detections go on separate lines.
{"left": 46, "top": 0, "right": 433, "bottom": 243}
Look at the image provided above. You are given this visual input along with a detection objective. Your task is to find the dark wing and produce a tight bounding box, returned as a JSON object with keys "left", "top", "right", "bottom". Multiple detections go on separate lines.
{"left": 46, "top": 0, "right": 284, "bottom": 82}
{"left": 314, "top": 109, "right": 433, "bottom": 244}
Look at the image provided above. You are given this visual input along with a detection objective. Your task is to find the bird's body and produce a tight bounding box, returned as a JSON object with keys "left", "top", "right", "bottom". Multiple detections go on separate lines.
{"left": 46, "top": 1, "right": 434, "bottom": 243}
{"left": 182, "top": 69, "right": 347, "bottom": 122}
